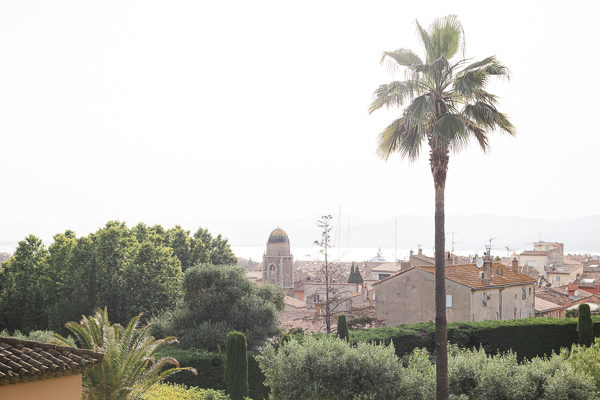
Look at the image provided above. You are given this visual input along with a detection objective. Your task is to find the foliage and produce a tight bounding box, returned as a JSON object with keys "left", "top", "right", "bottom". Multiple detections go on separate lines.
{"left": 225, "top": 331, "right": 248, "bottom": 400}
{"left": 564, "top": 337, "right": 600, "bottom": 395}
{"left": 167, "top": 264, "right": 283, "bottom": 351}
{"left": 140, "top": 383, "right": 230, "bottom": 400}
{"left": 0, "top": 235, "right": 48, "bottom": 332}
{"left": 347, "top": 262, "right": 364, "bottom": 284}
{"left": 578, "top": 303, "right": 593, "bottom": 346}
{"left": 349, "top": 317, "right": 600, "bottom": 361}
{"left": 57, "top": 308, "right": 196, "bottom": 400}
{"left": 0, "top": 328, "right": 76, "bottom": 347}
{"left": 336, "top": 314, "right": 349, "bottom": 341}
{"left": 154, "top": 346, "right": 268, "bottom": 400}
{"left": 257, "top": 335, "right": 402, "bottom": 400}
{"left": 0, "top": 221, "right": 236, "bottom": 334}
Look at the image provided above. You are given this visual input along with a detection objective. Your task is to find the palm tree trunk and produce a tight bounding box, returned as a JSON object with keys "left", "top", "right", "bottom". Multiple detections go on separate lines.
{"left": 434, "top": 184, "right": 448, "bottom": 400}
{"left": 432, "top": 147, "right": 449, "bottom": 400}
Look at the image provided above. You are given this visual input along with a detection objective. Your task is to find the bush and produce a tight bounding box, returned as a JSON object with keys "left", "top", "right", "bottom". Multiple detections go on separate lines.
{"left": 225, "top": 331, "right": 248, "bottom": 400}
{"left": 155, "top": 346, "right": 268, "bottom": 400}
{"left": 257, "top": 335, "right": 402, "bottom": 400}
{"left": 141, "top": 383, "right": 229, "bottom": 400}
{"left": 578, "top": 303, "right": 593, "bottom": 346}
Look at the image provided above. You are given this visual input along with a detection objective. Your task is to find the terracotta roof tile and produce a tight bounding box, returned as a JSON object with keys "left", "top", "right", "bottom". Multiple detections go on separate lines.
{"left": 418, "top": 263, "right": 536, "bottom": 289}
{"left": 375, "top": 263, "right": 535, "bottom": 289}
{"left": 0, "top": 337, "right": 103, "bottom": 386}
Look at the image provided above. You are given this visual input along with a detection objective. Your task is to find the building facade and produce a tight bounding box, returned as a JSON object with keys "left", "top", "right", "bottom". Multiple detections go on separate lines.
{"left": 374, "top": 262, "right": 536, "bottom": 326}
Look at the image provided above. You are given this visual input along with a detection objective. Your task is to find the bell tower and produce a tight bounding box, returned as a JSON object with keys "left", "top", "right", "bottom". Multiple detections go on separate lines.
{"left": 262, "top": 228, "right": 294, "bottom": 295}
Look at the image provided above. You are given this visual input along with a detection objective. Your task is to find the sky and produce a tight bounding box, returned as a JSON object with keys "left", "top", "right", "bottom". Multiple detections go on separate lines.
{"left": 1, "top": 1, "right": 599, "bottom": 245}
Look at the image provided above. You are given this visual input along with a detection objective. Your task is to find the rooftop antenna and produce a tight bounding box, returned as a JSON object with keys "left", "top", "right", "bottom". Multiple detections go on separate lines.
{"left": 505, "top": 244, "right": 518, "bottom": 259}
{"left": 486, "top": 237, "right": 497, "bottom": 260}
{"left": 447, "top": 231, "right": 461, "bottom": 254}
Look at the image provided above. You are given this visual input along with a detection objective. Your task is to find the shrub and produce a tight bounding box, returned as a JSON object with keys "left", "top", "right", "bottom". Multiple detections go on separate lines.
{"left": 225, "top": 331, "right": 248, "bottom": 400}
{"left": 257, "top": 335, "right": 402, "bottom": 400}
{"left": 578, "top": 303, "right": 593, "bottom": 347}
{"left": 336, "top": 314, "right": 349, "bottom": 341}
{"left": 141, "top": 383, "right": 229, "bottom": 400}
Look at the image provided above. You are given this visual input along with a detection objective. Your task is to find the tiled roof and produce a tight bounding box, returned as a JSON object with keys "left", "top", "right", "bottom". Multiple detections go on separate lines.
{"left": 0, "top": 337, "right": 103, "bottom": 386}
{"left": 547, "top": 264, "right": 582, "bottom": 274}
{"left": 520, "top": 251, "right": 549, "bottom": 256}
{"left": 418, "top": 263, "right": 536, "bottom": 289}
{"left": 535, "top": 288, "right": 577, "bottom": 307}
{"left": 375, "top": 263, "right": 536, "bottom": 289}
{"left": 284, "top": 295, "right": 307, "bottom": 309}
{"left": 279, "top": 309, "right": 315, "bottom": 323}
{"left": 535, "top": 298, "right": 564, "bottom": 313}
{"left": 372, "top": 262, "right": 403, "bottom": 273}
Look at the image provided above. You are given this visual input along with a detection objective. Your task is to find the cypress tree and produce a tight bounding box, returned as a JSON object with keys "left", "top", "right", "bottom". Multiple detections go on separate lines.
{"left": 225, "top": 331, "right": 248, "bottom": 400}
{"left": 337, "top": 314, "right": 349, "bottom": 341}
{"left": 355, "top": 265, "right": 364, "bottom": 284}
{"left": 578, "top": 303, "right": 593, "bottom": 347}
{"left": 348, "top": 263, "right": 356, "bottom": 283}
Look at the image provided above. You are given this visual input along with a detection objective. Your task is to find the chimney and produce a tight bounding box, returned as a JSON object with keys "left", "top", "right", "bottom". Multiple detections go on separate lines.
{"left": 512, "top": 257, "right": 519, "bottom": 273}
{"left": 484, "top": 259, "right": 493, "bottom": 283}
{"left": 418, "top": 248, "right": 423, "bottom": 256}
{"left": 410, "top": 250, "right": 414, "bottom": 257}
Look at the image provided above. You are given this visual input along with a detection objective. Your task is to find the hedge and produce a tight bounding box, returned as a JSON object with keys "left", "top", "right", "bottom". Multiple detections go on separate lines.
{"left": 349, "top": 316, "right": 600, "bottom": 361}
{"left": 155, "top": 347, "right": 268, "bottom": 400}
{"left": 157, "top": 316, "right": 600, "bottom": 398}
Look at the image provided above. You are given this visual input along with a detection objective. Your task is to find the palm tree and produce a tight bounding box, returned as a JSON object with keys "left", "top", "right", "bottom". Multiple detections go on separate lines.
{"left": 57, "top": 308, "right": 195, "bottom": 400}
{"left": 369, "top": 15, "right": 514, "bottom": 400}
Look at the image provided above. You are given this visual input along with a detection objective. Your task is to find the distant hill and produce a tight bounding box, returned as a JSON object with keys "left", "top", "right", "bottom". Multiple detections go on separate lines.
{"left": 1, "top": 215, "right": 599, "bottom": 254}
{"left": 204, "top": 214, "right": 600, "bottom": 254}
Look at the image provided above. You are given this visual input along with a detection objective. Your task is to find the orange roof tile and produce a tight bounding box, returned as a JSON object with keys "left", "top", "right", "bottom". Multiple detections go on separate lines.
{"left": 418, "top": 263, "right": 536, "bottom": 289}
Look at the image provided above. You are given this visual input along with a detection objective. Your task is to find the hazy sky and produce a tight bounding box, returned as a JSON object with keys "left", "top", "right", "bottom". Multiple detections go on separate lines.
{"left": 2, "top": 1, "right": 599, "bottom": 243}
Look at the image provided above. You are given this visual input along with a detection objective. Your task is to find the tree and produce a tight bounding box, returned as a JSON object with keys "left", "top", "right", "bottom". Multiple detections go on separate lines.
{"left": 369, "top": 15, "right": 514, "bottom": 400}
{"left": 168, "top": 264, "right": 283, "bottom": 350}
{"left": 225, "top": 331, "right": 249, "bottom": 400}
{"left": 0, "top": 235, "right": 48, "bottom": 332}
{"left": 315, "top": 215, "right": 334, "bottom": 333}
{"left": 578, "top": 303, "right": 593, "bottom": 347}
{"left": 337, "top": 314, "right": 349, "bottom": 341}
{"left": 58, "top": 308, "right": 195, "bottom": 400}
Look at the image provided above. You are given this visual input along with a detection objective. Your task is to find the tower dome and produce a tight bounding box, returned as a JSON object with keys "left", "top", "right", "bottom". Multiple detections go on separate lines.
{"left": 268, "top": 228, "right": 289, "bottom": 243}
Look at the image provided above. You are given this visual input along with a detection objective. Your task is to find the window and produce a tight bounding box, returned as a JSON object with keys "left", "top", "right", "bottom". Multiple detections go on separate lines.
{"left": 521, "top": 310, "right": 527, "bottom": 319}
{"left": 378, "top": 274, "right": 390, "bottom": 280}
{"left": 556, "top": 276, "right": 561, "bottom": 282}
{"left": 522, "top": 288, "right": 526, "bottom": 300}
{"left": 446, "top": 295, "right": 452, "bottom": 308}
{"left": 314, "top": 294, "right": 320, "bottom": 303}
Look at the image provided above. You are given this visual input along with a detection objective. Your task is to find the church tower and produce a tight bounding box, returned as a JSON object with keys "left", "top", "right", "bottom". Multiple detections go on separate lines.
{"left": 262, "top": 228, "right": 294, "bottom": 295}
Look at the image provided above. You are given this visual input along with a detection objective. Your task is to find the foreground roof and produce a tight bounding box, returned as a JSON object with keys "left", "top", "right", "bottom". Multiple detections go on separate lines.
{"left": 0, "top": 337, "right": 104, "bottom": 385}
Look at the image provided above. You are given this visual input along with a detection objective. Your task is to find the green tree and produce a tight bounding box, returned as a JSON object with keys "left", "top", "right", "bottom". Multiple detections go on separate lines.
{"left": 369, "top": 15, "right": 514, "bottom": 399}
{"left": 337, "top": 314, "right": 349, "bottom": 341}
{"left": 58, "top": 308, "right": 195, "bottom": 400}
{"left": 194, "top": 227, "right": 237, "bottom": 266}
{"left": 0, "top": 235, "right": 48, "bottom": 332}
{"left": 169, "top": 264, "right": 283, "bottom": 350}
{"left": 578, "top": 303, "right": 593, "bottom": 347}
{"left": 225, "top": 331, "right": 249, "bottom": 400}
{"left": 347, "top": 262, "right": 356, "bottom": 283}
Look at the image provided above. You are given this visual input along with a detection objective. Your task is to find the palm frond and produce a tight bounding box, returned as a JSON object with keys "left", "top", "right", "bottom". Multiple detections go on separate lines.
{"left": 376, "top": 117, "right": 424, "bottom": 162}
{"left": 415, "top": 20, "right": 434, "bottom": 63}
{"left": 429, "top": 15, "right": 465, "bottom": 60}
{"left": 369, "top": 80, "right": 423, "bottom": 113}
{"left": 380, "top": 49, "right": 423, "bottom": 76}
